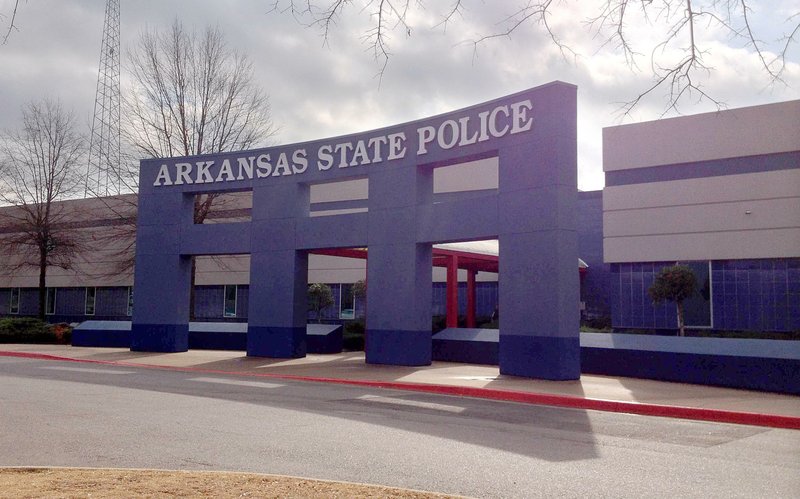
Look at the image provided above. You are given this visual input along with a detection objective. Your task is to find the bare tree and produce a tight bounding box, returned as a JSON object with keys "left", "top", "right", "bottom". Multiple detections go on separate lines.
{"left": 125, "top": 20, "right": 275, "bottom": 164}
{"left": 272, "top": 1, "right": 799, "bottom": 113}
{"left": 0, "top": 99, "right": 87, "bottom": 320}
{"left": 115, "top": 19, "right": 276, "bottom": 317}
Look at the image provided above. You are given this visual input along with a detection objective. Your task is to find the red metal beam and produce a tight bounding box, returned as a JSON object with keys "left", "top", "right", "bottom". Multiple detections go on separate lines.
{"left": 466, "top": 269, "right": 476, "bottom": 328}
{"left": 312, "top": 246, "right": 584, "bottom": 277}
{"left": 446, "top": 254, "right": 459, "bottom": 328}
{"left": 310, "top": 248, "right": 369, "bottom": 260}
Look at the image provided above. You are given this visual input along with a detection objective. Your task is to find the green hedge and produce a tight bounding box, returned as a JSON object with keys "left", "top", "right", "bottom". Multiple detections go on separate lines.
{"left": 0, "top": 318, "right": 72, "bottom": 344}
{"left": 343, "top": 320, "right": 365, "bottom": 351}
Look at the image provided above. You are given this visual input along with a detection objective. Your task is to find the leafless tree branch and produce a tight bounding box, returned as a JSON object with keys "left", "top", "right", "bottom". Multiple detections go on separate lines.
{"left": 1, "top": 0, "right": 21, "bottom": 45}
{"left": 271, "top": 0, "right": 799, "bottom": 114}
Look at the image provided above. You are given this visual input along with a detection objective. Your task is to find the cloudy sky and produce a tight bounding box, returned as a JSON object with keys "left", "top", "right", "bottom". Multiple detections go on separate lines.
{"left": 1, "top": 0, "right": 798, "bottom": 191}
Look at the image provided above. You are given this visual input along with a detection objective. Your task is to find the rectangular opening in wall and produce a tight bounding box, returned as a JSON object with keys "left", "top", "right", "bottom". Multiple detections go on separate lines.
{"left": 431, "top": 239, "right": 499, "bottom": 333}
{"left": 223, "top": 284, "right": 237, "bottom": 317}
{"left": 433, "top": 157, "right": 498, "bottom": 197}
{"left": 195, "top": 255, "right": 250, "bottom": 288}
{"left": 9, "top": 287, "right": 20, "bottom": 314}
{"left": 307, "top": 248, "right": 367, "bottom": 323}
{"left": 85, "top": 287, "right": 96, "bottom": 316}
{"left": 309, "top": 177, "right": 368, "bottom": 217}
{"left": 45, "top": 288, "right": 56, "bottom": 315}
{"left": 194, "top": 190, "right": 252, "bottom": 224}
{"left": 193, "top": 255, "right": 249, "bottom": 321}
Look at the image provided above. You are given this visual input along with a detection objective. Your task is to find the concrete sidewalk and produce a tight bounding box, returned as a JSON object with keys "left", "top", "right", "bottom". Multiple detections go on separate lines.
{"left": 1, "top": 343, "right": 798, "bottom": 429}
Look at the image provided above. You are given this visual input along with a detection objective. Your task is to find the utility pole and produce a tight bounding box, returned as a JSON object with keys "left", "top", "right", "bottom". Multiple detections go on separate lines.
{"left": 86, "top": 0, "right": 121, "bottom": 197}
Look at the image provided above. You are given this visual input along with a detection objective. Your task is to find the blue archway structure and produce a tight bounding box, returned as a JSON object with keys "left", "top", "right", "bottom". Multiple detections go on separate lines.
{"left": 131, "top": 81, "right": 579, "bottom": 380}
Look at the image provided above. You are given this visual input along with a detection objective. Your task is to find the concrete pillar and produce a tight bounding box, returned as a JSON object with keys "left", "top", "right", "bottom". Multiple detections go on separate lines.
{"left": 365, "top": 167, "right": 433, "bottom": 366}
{"left": 497, "top": 84, "right": 580, "bottom": 380}
{"left": 247, "top": 249, "right": 308, "bottom": 357}
{"left": 246, "top": 184, "right": 309, "bottom": 358}
{"left": 131, "top": 191, "right": 193, "bottom": 352}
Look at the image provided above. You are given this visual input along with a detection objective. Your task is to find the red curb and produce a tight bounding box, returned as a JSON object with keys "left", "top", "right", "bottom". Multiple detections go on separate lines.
{"left": 3, "top": 350, "right": 799, "bottom": 430}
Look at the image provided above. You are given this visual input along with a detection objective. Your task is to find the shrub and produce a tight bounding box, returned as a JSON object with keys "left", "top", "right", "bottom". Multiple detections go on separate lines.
{"left": 581, "top": 316, "right": 612, "bottom": 332}
{"left": 343, "top": 320, "right": 365, "bottom": 351}
{"left": 49, "top": 323, "right": 73, "bottom": 344}
{"left": 0, "top": 317, "right": 64, "bottom": 344}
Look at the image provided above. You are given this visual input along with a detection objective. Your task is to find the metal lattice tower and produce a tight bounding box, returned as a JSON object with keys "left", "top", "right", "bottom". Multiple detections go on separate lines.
{"left": 86, "top": 0, "right": 121, "bottom": 197}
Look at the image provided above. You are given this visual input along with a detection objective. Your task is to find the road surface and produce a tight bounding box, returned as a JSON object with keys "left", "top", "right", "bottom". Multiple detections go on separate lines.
{"left": 1, "top": 356, "right": 798, "bottom": 498}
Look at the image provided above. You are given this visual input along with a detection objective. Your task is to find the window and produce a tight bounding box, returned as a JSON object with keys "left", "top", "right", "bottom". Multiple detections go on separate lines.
{"left": 339, "top": 283, "right": 355, "bottom": 320}
{"left": 683, "top": 261, "right": 712, "bottom": 328}
{"left": 194, "top": 190, "right": 252, "bottom": 224}
{"left": 9, "top": 288, "right": 20, "bottom": 314}
{"left": 433, "top": 157, "right": 498, "bottom": 194}
{"left": 127, "top": 287, "right": 134, "bottom": 316}
{"left": 85, "top": 287, "right": 96, "bottom": 316}
{"left": 45, "top": 288, "right": 56, "bottom": 315}
{"left": 309, "top": 178, "right": 368, "bottom": 217}
{"left": 223, "top": 285, "right": 237, "bottom": 317}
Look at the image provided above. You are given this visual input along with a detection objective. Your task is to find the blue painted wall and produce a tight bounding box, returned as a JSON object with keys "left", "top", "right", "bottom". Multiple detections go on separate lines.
{"left": 713, "top": 259, "right": 800, "bottom": 331}
{"left": 577, "top": 190, "right": 611, "bottom": 322}
{"left": 0, "top": 286, "right": 131, "bottom": 323}
{"left": 611, "top": 258, "right": 800, "bottom": 332}
{"left": 431, "top": 282, "right": 498, "bottom": 319}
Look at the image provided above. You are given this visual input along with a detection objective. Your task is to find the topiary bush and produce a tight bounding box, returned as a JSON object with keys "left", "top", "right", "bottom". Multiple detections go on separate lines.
{"left": 648, "top": 264, "right": 697, "bottom": 336}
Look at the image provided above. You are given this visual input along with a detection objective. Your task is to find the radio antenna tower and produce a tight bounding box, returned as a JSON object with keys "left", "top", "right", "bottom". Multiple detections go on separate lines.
{"left": 86, "top": 0, "right": 121, "bottom": 197}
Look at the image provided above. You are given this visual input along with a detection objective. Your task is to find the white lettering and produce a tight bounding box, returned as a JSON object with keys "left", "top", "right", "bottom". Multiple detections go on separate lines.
{"left": 237, "top": 157, "right": 255, "bottom": 180}
{"left": 489, "top": 105, "right": 510, "bottom": 138}
{"left": 458, "top": 117, "right": 479, "bottom": 146}
{"left": 292, "top": 149, "right": 308, "bottom": 174}
{"left": 350, "top": 140, "right": 371, "bottom": 166}
{"left": 153, "top": 164, "right": 173, "bottom": 186}
{"left": 272, "top": 152, "right": 292, "bottom": 176}
{"left": 215, "top": 159, "right": 236, "bottom": 182}
{"left": 417, "top": 126, "right": 435, "bottom": 155}
{"left": 151, "top": 98, "right": 536, "bottom": 188}
{"left": 335, "top": 142, "right": 353, "bottom": 168}
{"left": 387, "top": 132, "right": 406, "bottom": 160}
{"left": 477, "top": 111, "right": 490, "bottom": 142}
{"left": 174, "top": 162, "right": 193, "bottom": 185}
{"left": 437, "top": 120, "right": 459, "bottom": 150}
{"left": 511, "top": 99, "right": 534, "bottom": 134}
{"left": 195, "top": 161, "right": 214, "bottom": 183}
{"left": 368, "top": 136, "right": 388, "bottom": 162}
{"left": 317, "top": 145, "right": 333, "bottom": 171}
{"left": 256, "top": 154, "right": 272, "bottom": 178}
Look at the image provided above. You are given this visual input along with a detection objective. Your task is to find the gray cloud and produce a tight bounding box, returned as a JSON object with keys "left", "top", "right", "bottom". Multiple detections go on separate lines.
{"left": 1, "top": 0, "right": 797, "bottom": 192}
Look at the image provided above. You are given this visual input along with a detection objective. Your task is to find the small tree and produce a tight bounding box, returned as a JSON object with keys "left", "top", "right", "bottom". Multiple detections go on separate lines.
{"left": 648, "top": 264, "right": 697, "bottom": 337}
{"left": 352, "top": 279, "right": 367, "bottom": 299}
{"left": 308, "top": 283, "right": 334, "bottom": 323}
{"left": 352, "top": 279, "right": 367, "bottom": 317}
